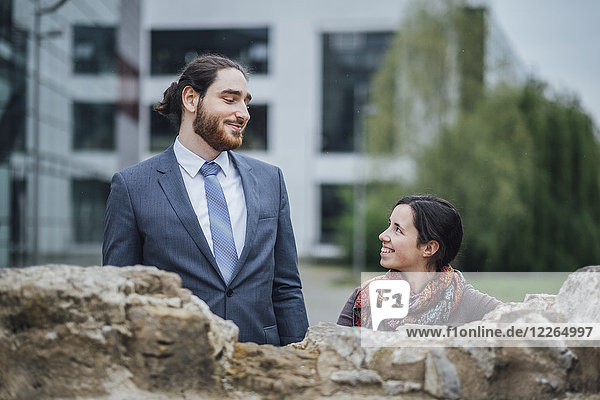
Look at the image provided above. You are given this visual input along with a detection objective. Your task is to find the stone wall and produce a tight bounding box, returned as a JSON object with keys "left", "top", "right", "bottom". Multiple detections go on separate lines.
{"left": 1, "top": 265, "right": 599, "bottom": 400}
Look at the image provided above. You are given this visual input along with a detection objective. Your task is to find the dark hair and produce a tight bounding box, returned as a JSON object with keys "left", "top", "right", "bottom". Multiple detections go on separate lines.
{"left": 395, "top": 195, "right": 463, "bottom": 272}
{"left": 153, "top": 54, "right": 248, "bottom": 129}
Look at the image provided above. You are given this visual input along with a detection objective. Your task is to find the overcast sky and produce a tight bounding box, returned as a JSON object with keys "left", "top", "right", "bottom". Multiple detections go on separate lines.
{"left": 486, "top": 0, "right": 600, "bottom": 128}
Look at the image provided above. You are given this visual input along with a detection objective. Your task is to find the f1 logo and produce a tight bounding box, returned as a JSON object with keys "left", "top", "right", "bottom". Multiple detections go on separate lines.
{"left": 368, "top": 280, "right": 410, "bottom": 330}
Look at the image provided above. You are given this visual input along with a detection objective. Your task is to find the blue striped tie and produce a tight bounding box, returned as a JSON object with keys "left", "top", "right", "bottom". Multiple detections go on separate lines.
{"left": 200, "top": 161, "right": 238, "bottom": 285}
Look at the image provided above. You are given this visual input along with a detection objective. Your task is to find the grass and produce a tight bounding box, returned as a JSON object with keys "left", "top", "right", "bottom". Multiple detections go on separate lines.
{"left": 301, "top": 262, "right": 573, "bottom": 303}
{"left": 462, "top": 272, "right": 570, "bottom": 302}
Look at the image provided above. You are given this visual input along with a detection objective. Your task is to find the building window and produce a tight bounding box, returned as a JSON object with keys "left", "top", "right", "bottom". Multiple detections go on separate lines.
{"left": 151, "top": 28, "right": 269, "bottom": 75}
{"left": 149, "top": 106, "right": 177, "bottom": 152}
{"left": 241, "top": 104, "right": 268, "bottom": 151}
{"left": 73, "top": 102, "right": 116, "bottom": 150}
{"left": 73, "top": 25, "right": 116, "bottom": 74}
{"left": 321, "top": 31, "right": 393, "bottom": 152}
{"left": 150, "top": 104, "right": 268, "bottom": 152}
{"left": 320, "top": 184, "right": 353, "bottom": 244}
{"left": 0, "top": 7, "right": 27, "bottom": 155}
{"left": 71, "top": 179, "right": 110, "bottom": 243}
{"left": 9, "top": 178, "right": 26, "bottom": 265}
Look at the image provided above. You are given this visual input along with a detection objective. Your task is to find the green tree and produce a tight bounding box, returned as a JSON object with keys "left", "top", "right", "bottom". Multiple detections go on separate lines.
{"left": 366, "top": 0, "right": 458, "bottom": 156}
{"left": 338, "top": 0, "right": 600, "bottom": 273}
{"left": 415, "top": 82, "right": 600, "bottom": 271}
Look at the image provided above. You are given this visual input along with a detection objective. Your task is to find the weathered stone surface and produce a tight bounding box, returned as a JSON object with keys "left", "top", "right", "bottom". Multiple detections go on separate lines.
{"left": 366, "top": 346, "right": 427, "bottom": 382}
{"left": 0, "top": 265, "right": 237, "bottom": 399}
{"left": 298, "top": 322, "right": 366, "bottom": 369}
{"left": 0, "top": 264, "right": 599, "bottom": 399}
{"left": 482, "top": 292, "right": 563, "bottom": 325}
{"left": 554, "top": 266, "right": 600, "bottom": 323}
{"left": 382, "top": 379, "right": 421, "bottom": 395}
{"left": 423, "top": 349, "right": 460, "bottom": 399}
{"left": 226, "top": 341, "right": 319, "bottom": 397}
{"left": 329, "top": 369, "right": 382, "bottom": 386}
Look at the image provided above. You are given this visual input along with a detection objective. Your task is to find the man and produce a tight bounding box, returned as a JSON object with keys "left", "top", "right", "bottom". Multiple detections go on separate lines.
{"left": 103, "top": 54, "right": 309, "bottom": 346}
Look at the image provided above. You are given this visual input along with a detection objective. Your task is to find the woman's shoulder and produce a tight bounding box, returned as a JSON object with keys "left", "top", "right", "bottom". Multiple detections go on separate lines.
{"left": 462, "top": 282, "right": 498, "bottom": 300}
{"left": 336, "top": 287, "right": 360, "bottom": 326}
{"left": 450, "top": 283, "right": 502, "bottom": 324}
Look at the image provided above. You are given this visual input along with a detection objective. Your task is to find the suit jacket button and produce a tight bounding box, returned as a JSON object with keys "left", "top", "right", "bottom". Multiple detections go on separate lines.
{"left": 226, "top": 289, "right": 234, "bottom": 297}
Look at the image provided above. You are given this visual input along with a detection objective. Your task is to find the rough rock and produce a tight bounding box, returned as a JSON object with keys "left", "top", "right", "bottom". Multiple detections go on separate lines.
{"left": 554, "top": 266, "right": 600, "bottom": 323}
{"left": 0, "top": 264, "right": 599, "bottom": 400}
{"left": 423, "top": 349, "right": 460, "bottom": 399}
{"left": 0, "top": 265, "right": 237, "bottom": 399}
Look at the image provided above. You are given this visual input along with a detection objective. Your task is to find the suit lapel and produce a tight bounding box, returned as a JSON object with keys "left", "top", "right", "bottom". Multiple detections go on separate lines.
{"left": 156, "top": 146, "right": 223, "bottom": 280}
{"left": 229, "top": 151, "right": 259, "bottom": 282}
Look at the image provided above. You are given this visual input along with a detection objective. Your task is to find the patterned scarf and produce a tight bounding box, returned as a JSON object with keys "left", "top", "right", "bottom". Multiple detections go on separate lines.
{"left": 352, "top": 265, "right": 465, "bottom": 330}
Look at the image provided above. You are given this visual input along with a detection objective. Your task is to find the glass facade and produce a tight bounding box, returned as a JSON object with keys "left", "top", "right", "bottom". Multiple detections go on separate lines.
{"left": 0, "top": 1, "right": 139, "bottom": 267}
{"left": 149, "top": 106, "right": 177, "bottom": 153}
{"left": 321, "top": 32, "right": 393, "bottom": 152}
{"left": 0, "top": 0, "right": 26, "bottom": 157}
{"left": 320, "top": 184, "right": 353, "bottom": 244}
{"left": 73, "top": 26, "right": 116, "bottom": 74}
{"left": 71, "top": 179, "right": 111, "bottom": 243}
{"left": 9, "top": 178, "right": 26, "bottom": 266}
{"left": 241, "top": 104, "right": 268, "bottom": 151}
{"left": 151, "top": 28, "right": 269, "bottom": 75}
{"left": 1, "top": 0, "right": 27, "bottom": 266}
{"left": 73, "top": 102, "right": 116, "bottom": 150}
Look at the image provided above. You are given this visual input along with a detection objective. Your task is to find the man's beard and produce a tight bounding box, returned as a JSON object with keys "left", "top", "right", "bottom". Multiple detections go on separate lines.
{"left": 192, "top": 102, "right": 244, "bottom": 152}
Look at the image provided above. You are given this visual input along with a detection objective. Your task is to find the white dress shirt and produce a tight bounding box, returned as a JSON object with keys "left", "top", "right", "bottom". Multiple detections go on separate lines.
{"left": 173, "top": 137, "right": 247, "bottom": 257}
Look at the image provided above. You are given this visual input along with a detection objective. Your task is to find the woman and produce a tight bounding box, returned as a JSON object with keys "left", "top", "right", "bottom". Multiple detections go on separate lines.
{"left": 337, "top": 195, "right": 501, "bottom": 330}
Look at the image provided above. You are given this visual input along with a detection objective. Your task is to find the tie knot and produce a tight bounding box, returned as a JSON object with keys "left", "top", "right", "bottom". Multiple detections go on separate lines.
{"left": 200, "top": 162, "right": 221, "bottom": 177}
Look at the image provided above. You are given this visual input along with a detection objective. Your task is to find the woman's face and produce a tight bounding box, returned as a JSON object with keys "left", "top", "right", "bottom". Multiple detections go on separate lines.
{"left": 378, "top": 204, "right": 429, "bottom": 272}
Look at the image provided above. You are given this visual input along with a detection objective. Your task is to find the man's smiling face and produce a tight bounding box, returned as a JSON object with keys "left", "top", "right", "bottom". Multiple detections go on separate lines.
{"left": 193, "top": 67, "right": 252, "bottom": 152}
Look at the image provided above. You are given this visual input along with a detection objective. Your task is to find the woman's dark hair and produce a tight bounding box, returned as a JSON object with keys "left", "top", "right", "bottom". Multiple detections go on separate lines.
{"left": 153, "top": 54, "right": 248, "bottom": 129}
{"left": 395, "top": 195, "right": 463, "bottom": 272}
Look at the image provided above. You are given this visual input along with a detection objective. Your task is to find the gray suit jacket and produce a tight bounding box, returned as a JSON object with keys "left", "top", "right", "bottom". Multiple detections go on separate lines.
{"left": 102, "top": 145, "right": 309, "bottom": 345}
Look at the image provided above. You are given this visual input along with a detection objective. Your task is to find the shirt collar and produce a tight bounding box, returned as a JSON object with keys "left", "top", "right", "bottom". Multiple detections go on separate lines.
{"left": 173, "top": 136, "right": 232, "bottom": 178}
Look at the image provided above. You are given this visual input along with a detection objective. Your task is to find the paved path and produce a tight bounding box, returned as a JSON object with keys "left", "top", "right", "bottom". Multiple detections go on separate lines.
{"left": 298, "top": 264, "right": 359, "bottom": 326}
